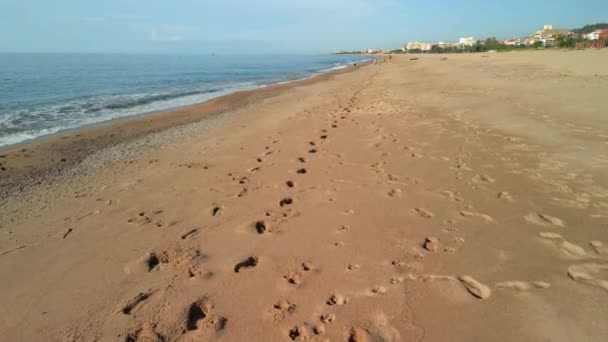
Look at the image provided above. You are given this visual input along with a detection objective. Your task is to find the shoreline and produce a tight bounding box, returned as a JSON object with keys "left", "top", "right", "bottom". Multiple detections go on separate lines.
{"left": 0, "top": 60, "right": 370, "bottom": 199}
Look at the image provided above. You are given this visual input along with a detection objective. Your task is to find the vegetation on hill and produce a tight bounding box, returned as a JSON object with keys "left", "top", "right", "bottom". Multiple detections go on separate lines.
{"left": 572, "top": 23, "right": 608, "bottom": 34}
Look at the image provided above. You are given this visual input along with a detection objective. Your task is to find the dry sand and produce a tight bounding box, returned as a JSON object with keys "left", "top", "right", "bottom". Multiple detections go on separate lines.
{"left": 1, "top": 49, "right": 608, "bottom": 341}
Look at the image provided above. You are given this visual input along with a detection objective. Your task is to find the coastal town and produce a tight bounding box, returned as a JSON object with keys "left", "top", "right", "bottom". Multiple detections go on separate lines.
{"left": 337, "top": 23, "right": 608, "bottom": 54}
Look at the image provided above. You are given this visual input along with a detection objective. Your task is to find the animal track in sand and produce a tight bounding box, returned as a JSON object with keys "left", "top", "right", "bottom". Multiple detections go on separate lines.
{"left": 289, "top": 324, "right": 312, "bottom": 341}
{"left": 286, "top": 180, "right": 295, "bottom": 188}
{"left": 285, "top": 271, "right": 303, "bottom": 285}
{"left": 526, "top": 212, "right": 565, "bottom": 227}
{"left": 320, "top": 313, "right": 336, "bottom": 325}
{"left": 272, "top": 300, "right": 296, "bottom": 322}
{"left": 234, "top": 256, "right": 259, "bottom": 273}
{"left": 339, "top": 225, "right": 350, "bottom": 233}
{"left": 327, "top": 294, "right": 349, "bottom": 306}
{"left": 390, "top": 277, "right": 404, "bottom": 285}
{"left": 309, "top": 148, "right": 318, "bottom": 154}
{"left": 567, "top": 264, "right": 608, "bottom": 292}
{"left": 298, "top": 157, "right": 306, "bottom": 163}
{"left": 458, "top": 275, "right": 492, "bottom": 299}
{"left": 413, "top": 208, "right": 433, "bottom": 219}
{"left": 297, "top": 168, "right": 307, "bottom": 174}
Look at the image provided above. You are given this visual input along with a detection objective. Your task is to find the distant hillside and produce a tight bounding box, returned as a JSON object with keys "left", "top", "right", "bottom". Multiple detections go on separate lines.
{"left": 572, "top": 23, "right": 608, "bottom": 34}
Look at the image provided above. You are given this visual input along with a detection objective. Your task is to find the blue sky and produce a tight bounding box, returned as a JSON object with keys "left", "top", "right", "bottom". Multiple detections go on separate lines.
{"left": 1, "top": 0, "right": 607, "bottom": 54}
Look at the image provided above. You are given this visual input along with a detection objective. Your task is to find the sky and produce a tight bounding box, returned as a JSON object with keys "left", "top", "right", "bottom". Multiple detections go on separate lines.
{"left": 1, "top": 0, "right": 607, "bottom": 54}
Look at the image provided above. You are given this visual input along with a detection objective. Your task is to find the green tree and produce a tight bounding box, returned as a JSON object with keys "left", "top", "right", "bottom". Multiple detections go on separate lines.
{"left": 532, "top": 41, "right": 544, "bottom": 49}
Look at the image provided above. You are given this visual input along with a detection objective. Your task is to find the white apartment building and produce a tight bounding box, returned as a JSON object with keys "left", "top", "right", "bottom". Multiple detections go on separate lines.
{"left": 585, "top": 30, "right": 601, "bottom": 40}
{"left": 405, "top": 42, "right": 432, "bottom": 51}
{"left": 458, "top": 37, "right": 476, "bottom": 47}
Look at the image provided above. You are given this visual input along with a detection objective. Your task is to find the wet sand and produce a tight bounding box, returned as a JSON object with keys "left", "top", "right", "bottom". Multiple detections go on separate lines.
{"left": 1, "top": 50, "right": 608, "bottom": 341}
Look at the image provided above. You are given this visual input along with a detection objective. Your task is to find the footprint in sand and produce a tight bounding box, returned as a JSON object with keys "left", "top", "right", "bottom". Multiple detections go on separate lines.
{"left": 125, "top": 322, "right": 165, "bottom": 342}
{"left": 413, "top": 208, "right": 433, "bottom": 219}
{"left": 459, "top": 210, "right": 495, "bottom": 223}
{"left": 279, "top": 197, "right": 294, "bottom": 207}
{"left": 388, "top": 189, "right": 402, "bottom": 198}
{"left": 180, "top": 229, "right": 198, "bottom": 240}
{"left": 347, "top": 264, "right": 361, "bottom": 271}
{"left": 590, "top": 241, "right": 608, "bottom": 255}
{"left": 120, "top": 290, "right": 158, "bottom": 315}
{"left": 495, "top": 281, "right": 551, "bottom": 291}
{"left": 254, "top": 220, "right": 269, "bottom": 234}
{"left": 144, "top": 245, "right": 203, "bottom": 273}
{"left": 320, "top": 313, "right": 336, "bottom": 324}
{"left": 234, "top": 256, "right": 259, "bottom": 273}
{"left": 567, "top": 264, "right": 608, "bottom": 292}
{"left": 423, "top": 237, "right": 440, "bottom": 252}
{"left": 497, "top": 192, "right": 514, "bottom": 202}
{"left": 186, "top": 297, "right": 227, "bottom": 332}
{"left": 458, "top": 276, "right": 492, "bottom": 299}
{"left": 441, "top": 190, "right": 463, "bottom": 202}
{"left": 211, "top": 205, "right": 223, "bottom": 217}
{"left": 525, "top": 212, "right": 565, "bottom": 227}
{"left": 473, "top": 174, "right": 495, "bottom": 184}
{"left": 538, "top": 232, "right": 589, "bottom": 259}
{"left": 371, "top": 286, "right": 387, "bottom": 295}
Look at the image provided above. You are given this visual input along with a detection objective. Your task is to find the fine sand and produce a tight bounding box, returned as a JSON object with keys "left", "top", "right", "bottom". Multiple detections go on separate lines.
{"left": 1, "top": 49, "right": 608, "bottom": 341}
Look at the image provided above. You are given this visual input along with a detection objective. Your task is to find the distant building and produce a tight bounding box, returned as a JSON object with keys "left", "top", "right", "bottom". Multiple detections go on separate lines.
{"left": 585, "top": 30, "right": 604, "bottom": 40}
{"left": 437, "top": 42, "right": 455, "bottom": 49}
{"left": 533, "top": 24, "right": 571, "bottom": 39}
{"left": 405, "top": 42, "right": 432, "bottom": 51}
{"left": 502, "top": 38, "right": 523, "bottom": 46}
{"left": 458, "top": 37, "right": 476, "bottom": 47}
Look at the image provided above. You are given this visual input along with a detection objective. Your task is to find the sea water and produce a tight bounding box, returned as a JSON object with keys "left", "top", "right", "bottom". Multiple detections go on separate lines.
{"left": 0, "top": 53, "right": 369, "bottom": 147}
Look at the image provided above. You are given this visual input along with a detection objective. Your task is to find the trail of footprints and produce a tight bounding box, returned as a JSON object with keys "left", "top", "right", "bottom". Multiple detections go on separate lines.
{"left": 118, "top": 78, "right": 608, "bottom": 341}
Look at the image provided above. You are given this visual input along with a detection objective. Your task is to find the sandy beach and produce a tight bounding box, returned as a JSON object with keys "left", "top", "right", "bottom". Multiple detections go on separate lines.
{"left": 1, "top": 49, "right": 608, "bottom": 341}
